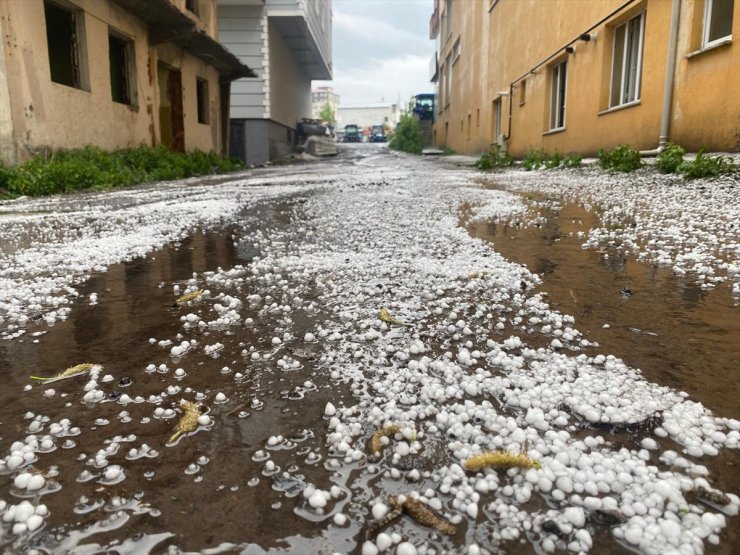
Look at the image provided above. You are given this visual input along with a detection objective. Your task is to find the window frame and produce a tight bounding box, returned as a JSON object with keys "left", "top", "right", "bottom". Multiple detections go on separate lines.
{"left": 196, "top": 77, "right": 209, "bottom": 125}
{"left": 185, "top": 0, "right": 200, "bottom": 17}
{"left": 108, "top": 30, "right": 137, "bottom": 107}
{"left": 445, "top": 53, "right": 452, "bottom": 107}
{"left": 609, "top": 11, "right": 645, "bottom": 109}
{"left": 492, "top": 98, "right": 502, "bottom": 140}
{"left": 702, "top": 0, "right": 734, "bottom": 48}
{"left": 44, "top": 0, "right": 90, "bottom": 91}
{"left": 548, "top": 60, "right": 567, "bottom": 131}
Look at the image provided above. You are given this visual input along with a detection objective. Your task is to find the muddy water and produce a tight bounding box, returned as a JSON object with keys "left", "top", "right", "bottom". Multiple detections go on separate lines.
{"left": 0, "top": 198, "right": 359, "bottom": 553}
{"left": 1, "top": 178, "right": 739, "bottom": 554}
{"left": 467, "top": 194, "right": 740, "bottom": 499}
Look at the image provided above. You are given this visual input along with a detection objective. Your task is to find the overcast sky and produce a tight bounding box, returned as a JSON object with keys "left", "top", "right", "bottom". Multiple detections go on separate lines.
{"left": 314, "top": 0, "right": 434, "bottom": 107}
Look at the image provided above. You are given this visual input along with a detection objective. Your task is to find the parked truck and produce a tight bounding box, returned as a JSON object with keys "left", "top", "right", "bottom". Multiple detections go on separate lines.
{"left": 370, "top": 125, "right": 387, "bottom": 143}
{"left": 342, "top": 124, "right": 361, "bottom": 143}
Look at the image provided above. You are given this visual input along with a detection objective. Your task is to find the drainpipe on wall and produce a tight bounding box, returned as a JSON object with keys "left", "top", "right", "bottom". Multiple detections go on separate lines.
{"left": 640, "top": 0, "right": 681, "bottom": 156}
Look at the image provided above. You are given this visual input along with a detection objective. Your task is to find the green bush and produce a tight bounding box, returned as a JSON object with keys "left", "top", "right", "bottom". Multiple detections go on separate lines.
{"left": 597, "top": 144, "right": 643, "bottom": 172}
{"left": 678, "top": 148, "right": 737, "bottom": 179}
{"left": 3, "top": 145, "right": 243, "bottom": 197}
{"left": 520, "top": 149, "right": 580, "bottom": 170}
{"left": 476, "top": 146, "right": 514, "bottom": 170}
{"left": 522, "top": 148, "right": 547, "bottom": 171}
{"left": 389, "top": 114, "right": 423, "bottom": 154}
{"left": 655, "top": 143, "right": 685, "bottom": 174}
{"left": 561, "top": 153, "right": 582, "bottom": 168}
{"left": 544, "top": 150, "right": 563, "bottom": 170}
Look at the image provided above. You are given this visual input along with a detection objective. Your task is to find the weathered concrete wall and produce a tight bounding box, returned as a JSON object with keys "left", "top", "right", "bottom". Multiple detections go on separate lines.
{"left": 434, "top": 0, "right": 740, "bottom": 156}
{"left": 0, "top": 0, "right": 227, "bottom": 165}
{"left": 0, "top": 11, "right": 17, "bottom": 165}
{"left": 155, "top": 42, "right": 223, "bottom": 153}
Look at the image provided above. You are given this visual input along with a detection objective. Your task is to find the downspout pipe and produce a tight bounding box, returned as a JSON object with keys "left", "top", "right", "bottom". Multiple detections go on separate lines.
{"left": 641, "top": 0, "right": 681, "bottom": 156}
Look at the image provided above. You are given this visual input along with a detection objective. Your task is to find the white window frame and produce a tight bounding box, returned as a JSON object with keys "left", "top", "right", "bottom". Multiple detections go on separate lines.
{"left": 609, "top": 12, "right": 645, "bottom": 108}
{"left": 445, "top": 53, "right": 452, "bottom": 106}
{"left": 702, "top": 0, "right": 734, "bottom": 48}
{"left": 492, "top": 98, "right": 502, "bottom": 140}
{"left": 549, "top": 60, "right": 567, "bottom": 131}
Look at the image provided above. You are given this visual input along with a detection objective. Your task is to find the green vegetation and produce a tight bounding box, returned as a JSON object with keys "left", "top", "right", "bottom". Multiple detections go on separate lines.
{"left": 475, "top": 146, "right": 514, "bottom": 170}
{"left": 655, "top": 143, "right": 685, "bottom": 174}
{"left": 389, "top": 114, "right": 423, "bottom": 154}
{"left": 561, "top": 152, "right": 583, "bottom": 168}
{"left": 521, "top": 148, "right": 581, "bottom": 171}
{"left": 318, "top": 102, "right": 336, "bottom": 125}
{"left": 0, "top": 145, "right": 243, "bottom": 197}
{"left": 522, "top": 148, "right": 548, "bottom": 171}
{"left": 597, "top": 144, "right": 643, "bottom": 172}
{"left": 678, "top": 148, "right": 737, "bottom": 179}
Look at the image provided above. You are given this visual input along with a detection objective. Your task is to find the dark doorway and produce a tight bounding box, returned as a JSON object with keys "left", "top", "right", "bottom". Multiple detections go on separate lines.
{"left": 157, "top": 63, "right": 185, "bottom": 151}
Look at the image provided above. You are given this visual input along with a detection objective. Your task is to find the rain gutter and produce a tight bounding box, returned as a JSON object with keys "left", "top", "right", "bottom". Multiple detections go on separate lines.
{"left": 640, "top": 0, "right": 681, "bottom": 156}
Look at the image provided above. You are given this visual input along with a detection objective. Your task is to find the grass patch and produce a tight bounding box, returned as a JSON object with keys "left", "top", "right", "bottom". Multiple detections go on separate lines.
{"left": 1, "top": 145, "right": 243, "bottom": 197}
{"left": 655, "top": 143, "right": 685, "bottom": 174}
{"left": 476, "top": 146, "right": 514, "bottom": 170}
{"left": 678, "top": 148, "right": 737, "bottom": 179}
{"left": 597, "top": 144, "right": 643, "bottom": 172}
{"left": 522, "top": 148, "right": 582, "bottom": 171}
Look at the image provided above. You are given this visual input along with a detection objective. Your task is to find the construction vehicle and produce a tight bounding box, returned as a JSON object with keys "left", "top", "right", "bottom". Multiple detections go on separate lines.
{"left": 411, "top": 93, "right": 436, "bottom": 147}
{"left": 342, "top": 124, "right": 361, "bottom": 143}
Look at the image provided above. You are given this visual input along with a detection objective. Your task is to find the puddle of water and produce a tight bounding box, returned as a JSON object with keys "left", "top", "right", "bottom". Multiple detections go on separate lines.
{"left": 0, "top": 197, "right": 359, "bottom": 553}
{"left": 467, "top": 193, "right": 740, "bottom": 500}
{"left": 469, "top": 197, "right": 740, "bottom": 420}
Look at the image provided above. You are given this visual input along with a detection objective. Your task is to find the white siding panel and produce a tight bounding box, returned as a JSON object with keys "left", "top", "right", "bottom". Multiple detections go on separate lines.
{"left": 230, "top": 105, "right": 267, "bottom": 119}
{"left": 232, "top": 80, "right": 266, "bottom": 94}
{"left": 219, "top": 30, "right": 264, "bottom": 44}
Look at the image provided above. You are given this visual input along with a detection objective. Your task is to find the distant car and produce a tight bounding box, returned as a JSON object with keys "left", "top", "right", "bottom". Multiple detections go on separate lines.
{"left": 369, "top": 125, "right": 387, "bottom": 143}
{"left": 342, "top": 124, "right": 361, "bottom": 143}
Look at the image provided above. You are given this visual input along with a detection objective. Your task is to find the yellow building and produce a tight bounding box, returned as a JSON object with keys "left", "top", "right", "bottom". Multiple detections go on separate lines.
{"left": 0, "top": 0, "right": 254, "bottom": 166}
{"left": 431, "top": 0, "right": 739, "bottom": 157}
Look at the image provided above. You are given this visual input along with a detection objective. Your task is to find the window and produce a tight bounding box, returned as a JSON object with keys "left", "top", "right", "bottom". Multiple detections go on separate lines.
{"left": 703, "top": 0, "right": 734, "bottom": 47}
{"left": 196, "top": 78, "right": 209, "bottom": 124}
{"left": 44, "top": 0, "right": 87, "bottom": 89}
{"left": 610, "top": 12, "right": 644, "bottom": 108}
{"left": 453, "top": 38, "right": 461, "bottom": 61}
{"left": 445, "top": 54, "right": 452, "bottom": 106}
{"left": 439, "top": 63, "right": 445, "bottom": 108}
{"left": 519, "top": 79, "right": 527, "bottom": 105}
{"left": 476, "top": 108, "right": 480, "bottom": 127}
{"left": 492, "top": 98, "right": 502, "bottom": 140}
{"left": 109, "top": 33, "right": 135, "bottom": 105}
{"left": 549, "top": 60, "right": 567, "bottom": 130}
{"left": 467, "top": 114, "right": 471, "bottom": 139}
{"left": 185, "top": 0, "right": 199, "bottom": 16}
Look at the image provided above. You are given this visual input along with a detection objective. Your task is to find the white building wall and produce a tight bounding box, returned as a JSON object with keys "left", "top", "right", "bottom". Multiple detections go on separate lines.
{"left": 218, "top": 0, "right": 332, "bottom": 163}
{"left": 338, "top": 105, "right": 400, "bottom": 130}
{"left": 218, "top": 4, "right": 268, "bottom": 119}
